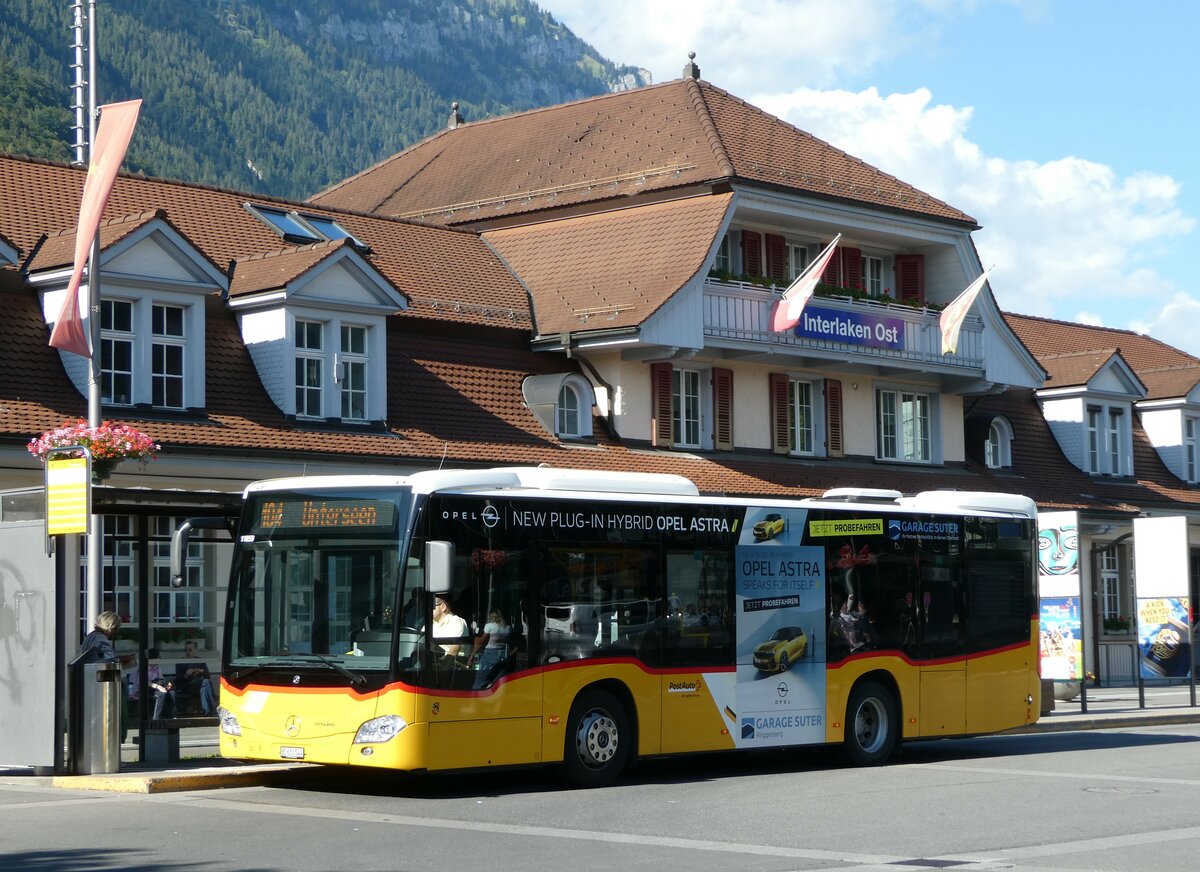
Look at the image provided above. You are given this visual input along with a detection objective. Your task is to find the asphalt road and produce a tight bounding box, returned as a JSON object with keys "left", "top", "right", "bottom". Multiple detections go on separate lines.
{"left": 4, "top": 721, "right": 1200, "bottom": 871}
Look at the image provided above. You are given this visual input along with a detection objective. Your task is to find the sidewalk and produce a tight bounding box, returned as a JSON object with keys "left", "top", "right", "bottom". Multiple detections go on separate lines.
{"left": 4, "top": 683, "right": 1199, "bottom": 793}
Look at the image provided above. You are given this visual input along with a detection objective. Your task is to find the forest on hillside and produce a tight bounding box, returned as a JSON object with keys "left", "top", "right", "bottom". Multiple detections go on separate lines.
{"left": 0, "top": 0, "right": 648, "bottom": 199}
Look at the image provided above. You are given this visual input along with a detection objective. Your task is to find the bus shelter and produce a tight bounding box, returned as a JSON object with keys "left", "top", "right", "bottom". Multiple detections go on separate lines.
{"left": 0, "top": 484, "right": 237, "bottom": 772}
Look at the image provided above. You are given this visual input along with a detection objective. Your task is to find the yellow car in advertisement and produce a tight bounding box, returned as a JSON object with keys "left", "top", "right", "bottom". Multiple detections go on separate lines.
{"left": 753, "top": 512, "right": 786, "bottom": 541}
{"left": 753, "top": 626, "right": 807, "bottom": 672}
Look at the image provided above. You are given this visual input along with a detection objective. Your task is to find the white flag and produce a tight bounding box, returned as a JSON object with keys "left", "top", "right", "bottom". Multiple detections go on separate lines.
{"left": 769, "top": 234, "right": 842, "bottom": 333}
{"left": 939, "top": 268, "right": 992, "bottom": 355}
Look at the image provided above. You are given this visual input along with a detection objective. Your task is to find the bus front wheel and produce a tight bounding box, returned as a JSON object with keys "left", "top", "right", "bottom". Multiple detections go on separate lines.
{"left": 564, "top": 689, "right": 631, "bottom": 788}
{"left": 844, "top": 680, "right": 899, "bottom": 765}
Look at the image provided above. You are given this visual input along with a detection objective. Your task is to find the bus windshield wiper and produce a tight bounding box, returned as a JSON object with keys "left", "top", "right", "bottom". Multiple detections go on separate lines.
{"left": 282, "top": 652, "right": 368, "bottom": 688}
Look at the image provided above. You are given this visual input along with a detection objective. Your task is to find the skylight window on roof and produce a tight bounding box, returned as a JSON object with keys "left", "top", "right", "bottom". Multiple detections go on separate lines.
{"left": 246, "top": 204, "right": 367, "bottom": 249}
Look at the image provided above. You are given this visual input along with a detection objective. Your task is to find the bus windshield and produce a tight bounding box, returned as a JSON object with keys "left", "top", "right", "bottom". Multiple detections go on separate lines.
{"left": 227, "top": 487, "right": 414, "bottom": 678}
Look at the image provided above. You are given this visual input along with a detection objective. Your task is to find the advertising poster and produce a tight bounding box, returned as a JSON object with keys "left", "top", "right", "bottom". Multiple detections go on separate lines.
{"left": 1137, "top": 597, "right": 1192, "bottom": 679}
{"left": 1039, "top": 597, "right": 1082, "bottom": 680}
{"left": 734, "top": 507, "right": 825, "bottom": 748}
{"left": 1038, "top": 511, "right": 1082, "bottom": 680}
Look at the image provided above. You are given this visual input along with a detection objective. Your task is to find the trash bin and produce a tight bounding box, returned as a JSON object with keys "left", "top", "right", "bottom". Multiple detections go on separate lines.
{"left": 74, "top": 661, "right": 122, "bottom": 774}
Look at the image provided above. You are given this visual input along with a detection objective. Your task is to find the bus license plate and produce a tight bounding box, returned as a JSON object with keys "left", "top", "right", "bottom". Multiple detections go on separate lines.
{"left": 279, "top": 746, "right": 305, "bottom": 760}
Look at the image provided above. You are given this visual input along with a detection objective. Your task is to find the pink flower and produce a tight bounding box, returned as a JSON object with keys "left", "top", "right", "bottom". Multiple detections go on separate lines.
{"left": 27, "top": 419, "right": 160, "bottom": 463}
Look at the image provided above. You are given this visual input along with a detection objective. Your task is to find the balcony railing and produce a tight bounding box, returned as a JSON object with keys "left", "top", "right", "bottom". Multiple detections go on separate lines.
{"left": 703, "top": 278, "right": 984, "bottom": 369}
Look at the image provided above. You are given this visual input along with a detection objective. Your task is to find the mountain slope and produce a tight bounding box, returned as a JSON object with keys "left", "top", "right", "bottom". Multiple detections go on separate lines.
{"left": 0, "top": 0, "right": 649, "bottom": 199}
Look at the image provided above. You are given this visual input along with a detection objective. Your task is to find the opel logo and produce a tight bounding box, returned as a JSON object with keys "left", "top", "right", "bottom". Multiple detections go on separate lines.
{"left": 284, "top": 716, "right": 300, "bottom": 737}
{"left": 777, "top": 681, "right": 789, "bottom": 699}
{"left": 482, "top": 505, "right": 499, "bottom": 528}
{"left": 292, "top": 674, "right": 301, "bottom": 685}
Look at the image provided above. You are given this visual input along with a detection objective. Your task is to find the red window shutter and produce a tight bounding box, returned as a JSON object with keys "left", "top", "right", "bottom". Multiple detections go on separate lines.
{"left": 651, "top": 362, "right": 674, "bottom": 448}
{"left": 895, "top": 254, "right": 925, "bottom": 304}
{"left": 765, "top": 234, "right": 788, "bottom": 284}
{"left": 825, "top": 378, "right": 843, "bottom": 457}
{"left": 742, "top": 230, "right": 762, "bottom": 277}
{"left": 769, "top": 372, "right": 789, "bottom": 455}
{"left": 840, "top": 247, "right": 862, "bottom": 291}
{"left": 820, "top": 243, "right": 840, "bottom": 285}
{"left": 712, "top": 368, "right": 734, "bottom": 451}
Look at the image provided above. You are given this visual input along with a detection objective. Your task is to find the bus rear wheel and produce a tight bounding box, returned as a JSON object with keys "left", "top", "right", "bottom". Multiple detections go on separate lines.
{"left": 844, "top": 680, "right": 899, "bottom": 765}
{"left": 564, "top": 689, "right": 631, "bottom": 788}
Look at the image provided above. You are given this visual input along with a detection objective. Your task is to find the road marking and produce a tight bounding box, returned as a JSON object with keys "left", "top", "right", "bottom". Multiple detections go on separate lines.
{"left": 188, "top": 796, "right": 905, "bottom": 865}
{"left": 922, "top": 762, "right": 1200, "bottom": 787}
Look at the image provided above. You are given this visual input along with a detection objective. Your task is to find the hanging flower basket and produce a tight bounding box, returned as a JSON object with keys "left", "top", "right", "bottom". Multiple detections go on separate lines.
{"left": 28, "top": 419, "right": 160, "bottom": 481}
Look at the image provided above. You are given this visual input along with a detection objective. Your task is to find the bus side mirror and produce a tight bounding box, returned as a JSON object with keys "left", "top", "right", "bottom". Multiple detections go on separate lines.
{"left": 424, "top": 540, "right": 454, "bottom": 594}
{"left": 171, "top": 516, "right": 235, "bottom": 587}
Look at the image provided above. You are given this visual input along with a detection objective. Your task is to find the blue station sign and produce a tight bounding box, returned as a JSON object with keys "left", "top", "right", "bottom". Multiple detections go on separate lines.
{"left": 795, "top": 304, "right": 905, "bottom": 349}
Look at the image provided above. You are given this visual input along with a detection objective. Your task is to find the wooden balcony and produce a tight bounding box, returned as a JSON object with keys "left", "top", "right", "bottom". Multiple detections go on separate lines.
{"left": 703, "top": 278, "right": 984, "bottom": 370}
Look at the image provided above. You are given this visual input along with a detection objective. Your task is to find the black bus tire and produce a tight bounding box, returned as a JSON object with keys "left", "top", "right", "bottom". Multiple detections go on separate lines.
{"left": 563, "top": 688, "right": 631, "bottom": 788}
{"left": 844, "top": 680, "right": 899, "bottom": 765}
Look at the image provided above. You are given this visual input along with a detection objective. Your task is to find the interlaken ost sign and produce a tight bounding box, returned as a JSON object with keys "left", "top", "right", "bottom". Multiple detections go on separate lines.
{"left": 793, "top": 304, "right": 905, "bottom": 349}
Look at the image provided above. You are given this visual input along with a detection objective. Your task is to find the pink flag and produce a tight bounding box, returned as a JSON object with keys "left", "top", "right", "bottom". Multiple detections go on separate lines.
{"left": 49, "top": 99, "right": 143, "bottom": 358}
{"left": 769, "top": 234, "right": 842, "bottom": 333}
{"left": 939, "top": 268, "right": 992, "bottom": 355}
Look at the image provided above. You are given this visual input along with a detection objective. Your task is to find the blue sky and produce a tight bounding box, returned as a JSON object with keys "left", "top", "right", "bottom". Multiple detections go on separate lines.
{"left": 541, "top": 0, "right": 1200, "bottom": 353}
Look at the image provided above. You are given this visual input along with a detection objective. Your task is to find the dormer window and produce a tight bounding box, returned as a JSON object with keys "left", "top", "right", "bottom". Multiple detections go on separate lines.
{"left": 1186, "top": 416, "right": 1197, "bottom": 482}
{"left": 557, "top": 383, "right": 581, "bottom": 437}
{"left": 985, "top": 417, "right": 1014, "bottom": 469}
{"left": 247, "top": 204, "right": 367, "bottom": 249}
{"left": 152, "top": 304, "right": 185, "bottom": 408}
{"left": 295, "top": 320, "right": 324, "bottom": 418}
{"left": 1086, "top": 403, "right": 1130, "bottom": 475}
{"left": 101, "top": 299, "right": 134, "bottom": 405}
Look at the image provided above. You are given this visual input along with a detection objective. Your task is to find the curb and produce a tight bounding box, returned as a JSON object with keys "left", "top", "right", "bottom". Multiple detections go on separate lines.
{"left": 48, "top": 763, "right": 320, "bottom": 794}
{"left": 1011, "top": 711, "right": 1200, "bottom": 735}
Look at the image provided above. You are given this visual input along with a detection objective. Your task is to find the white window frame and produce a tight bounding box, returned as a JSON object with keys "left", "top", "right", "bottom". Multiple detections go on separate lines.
{"left": 100, "top": 298, "right": 135, "bottom": 406}
{"left": 876, "top": 386, "right": 937, "bottom": 463}
{"left": 151, "top": 303, "right": 186, "bottom": 409}
{"left": 1085, "top": 401, "right": 1131, "bottom": 476}
{"left": 337, "top": 324, "right": 368, "bottom": 422}
{"left": 986, "top": 417, "right": 1014, "bottom": 469}
{"left": 714, "top": 234, "right": 732, "bottom": 274}
{"left": 1186, "top": 415, "right": 1197, "bottom": 482}
{"left": 787, "top": 378, "right": 827, "bottom": 457}
{"left": 295, "top": 319, "right": 325, "bottom": 419}
{"left": 558, "top": 384, "right": 581, "bottom": 437}
{"left": 788, "top": 243, "right": 810, "bottom": 281}
{"left": 1099, "top": 549, "right": 1121, "bottom": 624}
{"left": 673, "top": 368, "right": 702, "bottom": 449}
{"left": 861, "top": 255, "right": 884, "bottom": 296}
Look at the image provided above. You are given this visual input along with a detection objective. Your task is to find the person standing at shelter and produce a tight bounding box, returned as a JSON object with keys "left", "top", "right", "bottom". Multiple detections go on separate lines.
{"left": 77, "top": 611, "right": 121, "bottom": 663}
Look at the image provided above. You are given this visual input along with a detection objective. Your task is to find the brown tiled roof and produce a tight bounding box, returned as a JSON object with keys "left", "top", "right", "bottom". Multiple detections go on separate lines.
{"left": 229, "top": 238, "right": 399, "bottom": 300}
{"left": 1005, "top": 312, "right": 1200, "bottom": 399}
{"left": 313, "top": 79, "right": 975, "bottom": 228}
{"left": 1036, "top": 348, "right": 1140, "bottom": 391}
{"left": 485, "top": 193, "right": 731, "bottom": 335}
{"left": 0, "top": 154, "right": 531, "bottom": 331}
{"left": 25, "top": 208, "right": 198, "bottom": 273}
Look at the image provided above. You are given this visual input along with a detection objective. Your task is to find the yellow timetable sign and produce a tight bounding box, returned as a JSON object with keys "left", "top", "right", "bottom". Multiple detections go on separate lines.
{"left": 47, "top": 457, "right": 89, "bottom": 535}
{"left": 808, "top": 518, "right": 883, "bottom": 537}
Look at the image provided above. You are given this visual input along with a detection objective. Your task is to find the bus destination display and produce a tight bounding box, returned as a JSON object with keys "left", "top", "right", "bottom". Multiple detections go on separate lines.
{"left": 254, "top": 497, "right": 396, "bottom": 532}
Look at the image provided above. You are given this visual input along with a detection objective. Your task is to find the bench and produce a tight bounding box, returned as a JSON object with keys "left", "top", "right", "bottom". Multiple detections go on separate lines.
{"left": 142, "top": 716, "right": 219, "bottom": 763}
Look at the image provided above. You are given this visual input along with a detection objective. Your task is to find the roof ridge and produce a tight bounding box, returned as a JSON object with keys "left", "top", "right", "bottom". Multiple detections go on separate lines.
{"left": 685, "top": 78, "right": 734, "bottom": 178}
{"left": 235, "top": 237, "right": 351, "bottom": 263}
{"left": 1040, "top": 347, "right": 1119, "bottom": 360}
{"left": 310, "top": 81, "right": 687, "bottom": 202}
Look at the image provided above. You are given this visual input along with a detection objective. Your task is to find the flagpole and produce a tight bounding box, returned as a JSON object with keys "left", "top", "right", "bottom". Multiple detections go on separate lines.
{"left": 85, "top": 0, "right": 103, "bottom": 627}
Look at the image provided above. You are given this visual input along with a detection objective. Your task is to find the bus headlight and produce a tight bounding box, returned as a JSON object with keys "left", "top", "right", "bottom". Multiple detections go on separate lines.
{"left": 353, "top": 714, "right": 407, "bottom": 744}
{"left": 218, "top": 706, "right": 241, "bottom": 737}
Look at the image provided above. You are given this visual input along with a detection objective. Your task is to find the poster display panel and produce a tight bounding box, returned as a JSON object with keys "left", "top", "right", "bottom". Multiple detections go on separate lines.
{"left": 1038, "top": 511, "right": 1082, "bottom": 680}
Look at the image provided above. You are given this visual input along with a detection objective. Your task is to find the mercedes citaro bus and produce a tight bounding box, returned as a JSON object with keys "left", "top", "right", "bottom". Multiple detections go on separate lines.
{"left": 173, "top": 466, "right": 1040, "bottom": 786}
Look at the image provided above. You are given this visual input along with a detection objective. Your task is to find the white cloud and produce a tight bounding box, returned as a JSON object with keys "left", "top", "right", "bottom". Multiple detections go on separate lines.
{"left": 1131, "top": 293, "right": 1200, "bottom": 358}
{"left": 544, "top": 0, "right": 916, "bottom": 89}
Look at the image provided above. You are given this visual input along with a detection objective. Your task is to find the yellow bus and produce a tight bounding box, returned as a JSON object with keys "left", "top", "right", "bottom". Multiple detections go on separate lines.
{"left": 175, "top": 466, "right": 1040, "bottom": 786}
